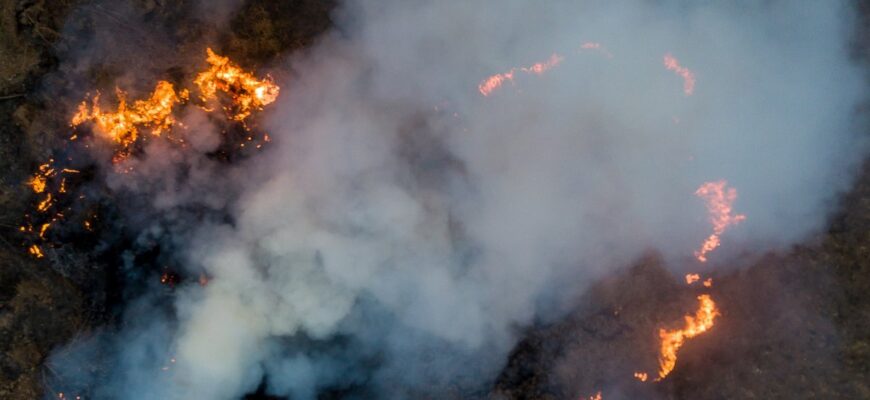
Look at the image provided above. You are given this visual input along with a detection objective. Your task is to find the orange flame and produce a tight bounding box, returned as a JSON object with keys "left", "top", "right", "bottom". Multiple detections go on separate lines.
{"left": 36, "top": 193, "right": 53, "bottom": 212}
{"left": 663, "top": 53, "right": 695, "bottom": 96}
{"left": 633, "top": 371, "right": 648, "bottom": 382}
{"left": 71, "top": 80, "right": 187, "bottom": 158}
{"left": 29, "top": 162, "right": 53, "bottom": 193}
{"left": 585, "top": 391, "right": 602, "bottom": 400}
{"left": 694, "top": 180, "right": 746, "bottom": 263}
{"left": 478, "top": 71, "right": 516, "bottom": 97}
{"left": 656, "top": 294, "right": 719, "bottom": 379}
{"left": 194, "top": 48, "right": 280, "bottom": 121}
{"left": 24, "top": 48, "right": 280, "bottom": 259}
{"left": 478, "top": 53, "right": 563, "bottom": 96}
{"left": 685, "top": 273, "right": 700, "bottom": 285}
{"left": 28, "top": 244, "right": 44, "bottom": 258}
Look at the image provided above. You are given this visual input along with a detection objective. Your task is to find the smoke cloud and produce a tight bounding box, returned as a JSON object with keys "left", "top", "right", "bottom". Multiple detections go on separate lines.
{"left": 48, "top": 0, "right": 866, "bottom": 398}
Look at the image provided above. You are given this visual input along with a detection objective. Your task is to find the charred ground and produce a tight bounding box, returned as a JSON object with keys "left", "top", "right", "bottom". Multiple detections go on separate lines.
{"left": 0, "top": 1, "right": 868, "bottom": 399}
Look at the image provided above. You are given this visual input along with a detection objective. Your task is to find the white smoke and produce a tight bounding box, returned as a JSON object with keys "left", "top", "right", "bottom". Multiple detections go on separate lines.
{"left": 49, "top": 0, "right": 867, "bottom": 398}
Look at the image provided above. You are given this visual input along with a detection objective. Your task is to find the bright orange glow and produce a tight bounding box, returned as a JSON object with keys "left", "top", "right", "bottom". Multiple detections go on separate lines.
{"left": 694, "top": 180, "right": 746, "bottom": 263}
{"left": 478, "top": 53, "right": 563, "bottom": 96}
{"left": 71, "top": 80, "right": 186, "bottom": 161}
{"left": 656, "top": 294, "right": 719, "bottom": 379}
{"left": 36, "top": 193, "right": 52, "bottom": 212}
{"left": 38, "top": 223, "right": 51, "bottom": 239}
{"left": 586, "top": 391, "right": 602, "bottom": 400}
{"left": 478, "top": 71, "right": 516, "bottom": 96}
{"left": 520, "top": 53, "right": 563, "bottom": 75}
{"left": 703, "top": 278, "right": 713, "bottom": 288}
{"left": 663, "top": 53, "right": 695, "bottom": 96}
{"left": 634, "top": 371, "right": 648, "bottom": 382}
{"left": 28, "top": 244, "right": 44, "bottom": 258}
{"left": 685, "top": 273, "right": 700, "bottom": 285}
{"left": 194, "top": 48, "right": 280, "bottom": 121}
{"left": 24, "top": 48, "right": 280, "bottom": 259}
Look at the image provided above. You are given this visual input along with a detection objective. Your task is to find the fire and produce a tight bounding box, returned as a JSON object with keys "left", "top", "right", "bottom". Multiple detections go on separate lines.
{"left": 36, "top": 193, "right": 53, "bottom": 212}
{"left": 194, "top": 48, "right": 280, "bottom": 121}
{"left": 521, "top": 53, "right": 563, "bottom": 75}
{"left": 478, "top": 53, "right": 563, "bottom": 96}
{"left": 28, "top": 244, "right": 44, "bottom": 258}
{"left": 694, "top": 180, "right": 746, "bottom": 263}
{"left": 22, "top": 48, "right": 280, "bottom": 259}
{"left": 478, "top": 71, "right": 515, "bottom": 97}
{"left": 656, "top": 294, "right": 719, "bottom": 379}
{"left": 685, "top": 273, "right": 700, "bottom": 285}
{"left": 71, "top": 80, "right": 187, "bottom": 152}
{"left": 633, "top": 371, "right": 648, "bottom": 382}
{"left": 703, "top": 278, "right": 713, "bottom": 288}
{"left": 663, "top": 53, "right": 695, "bottom": 96}
{"left": 585, "top": 391, "right": 602, "bottom": 400}
{"left": 29, "top": 162, "right": 52, "bottom": 193}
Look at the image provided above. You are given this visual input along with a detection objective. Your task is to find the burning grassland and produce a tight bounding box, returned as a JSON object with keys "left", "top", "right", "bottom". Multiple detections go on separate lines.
{"left": 18, "top": 47, "right": 279, "bottom": 263}
{"left": 1, "top": 0, "right": 869, "bottom": 399}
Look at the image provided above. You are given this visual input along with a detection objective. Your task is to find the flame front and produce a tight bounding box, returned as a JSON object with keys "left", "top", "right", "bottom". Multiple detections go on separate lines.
{"left": 23, "top": 48, "right": 280, "bottom": 259}
{"left": 663, "top": 53, "right": 695, "bottom": 96}
{"left": 694, "top": 180, "right": 746, "bottom": 263}
{"left": 656, "top": 294, "right": 719, "bottom": 379}
{"left": 71, "top": 80, "right": 187, "bottom": 161}
{"left": 478, "top": 53, "right": 563, "bottom": 96}
{"left": 194, "top": 48, "right": 280, "bottom": 121}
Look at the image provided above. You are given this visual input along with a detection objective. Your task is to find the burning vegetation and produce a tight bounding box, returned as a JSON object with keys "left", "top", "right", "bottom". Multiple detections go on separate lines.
{"left": 478, "top": 53, "right": 564, "bottom": 96}
{"left": 19, "top": 48, "right": 279, "bottom": 264}
{"left": 194, "top": 48, "right": 280, "bottom": 121}
{"left": 0, "top": 2, "right": 870, "bottom": 400}
{"left": 694, "top": 180, "right": 747, "bottom": 263}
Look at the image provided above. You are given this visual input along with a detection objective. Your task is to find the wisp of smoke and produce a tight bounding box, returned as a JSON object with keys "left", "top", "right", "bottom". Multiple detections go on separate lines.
{"left": 48, "top": 0, "right": 867, "bottom": 398}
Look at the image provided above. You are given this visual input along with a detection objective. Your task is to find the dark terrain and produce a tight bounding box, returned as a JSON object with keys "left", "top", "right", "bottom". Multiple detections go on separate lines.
{"left": 0, "top": 1, "right": 868, "bottom": 399}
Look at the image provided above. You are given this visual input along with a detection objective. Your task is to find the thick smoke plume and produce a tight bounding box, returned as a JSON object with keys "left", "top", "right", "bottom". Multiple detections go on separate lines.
{"left": 49, "top": 0, "right": 866, "bottom": 398}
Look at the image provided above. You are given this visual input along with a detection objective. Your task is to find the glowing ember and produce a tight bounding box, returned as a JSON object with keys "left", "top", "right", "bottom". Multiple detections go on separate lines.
{"left": 656, "top": 294, "right": 719, "bottom": 379}
{"left": 520, "top": 53, "right": 563, "bottom": 75}
{"left": 36, "top": 193, "right": 53, "bottom": 212}
{"left": 663, "top": 53, "right": 695, "bottom": 96}
{"left": 28, "top": 244, "right": 44, "bottom": 258}
{"left": 194, "top": 48, "right": 280, "bottom": 121}
{"left": 478, "top": 53, "right": 563, "bottom": 96}
{"left": 23, "top": 48, "right": 280, "bottom": 259}
{"left": 634, "top": 371, "right": 648, "bottom": 382}
{"left": 585, "top": 391, "right": 602, "bottom": 400}
{"left": 29, "top": 162, "right": 52, "bottom": 193}
{"left": 694, "top": 180, "right": 746, "bottom": 263}
{"left": 685, "top": 273, "right": 700, "bottom": 285}
{"left": 478, "top": 71, "right": 516, "bottom": 97}
{"left": 703, "top": 278, "right": 713, "bottom": 288}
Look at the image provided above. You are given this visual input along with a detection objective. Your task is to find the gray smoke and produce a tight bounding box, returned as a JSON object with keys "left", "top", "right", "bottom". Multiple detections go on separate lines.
{"left": 48, "top": 0, "right": 867, "bottom": 398}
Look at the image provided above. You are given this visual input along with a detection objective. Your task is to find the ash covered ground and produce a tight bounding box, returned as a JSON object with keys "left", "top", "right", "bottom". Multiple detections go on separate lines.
{"left": 0, "top": 1, "right": 869, "bottom": 399}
